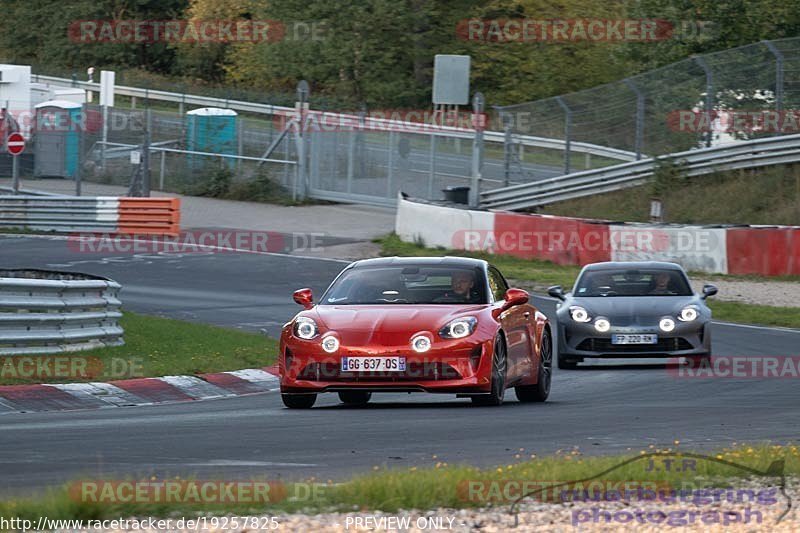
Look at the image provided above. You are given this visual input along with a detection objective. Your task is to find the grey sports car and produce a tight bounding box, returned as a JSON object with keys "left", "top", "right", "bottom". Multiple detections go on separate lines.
{"left": 548, "top": 261, "right": 717, "bottom": 369}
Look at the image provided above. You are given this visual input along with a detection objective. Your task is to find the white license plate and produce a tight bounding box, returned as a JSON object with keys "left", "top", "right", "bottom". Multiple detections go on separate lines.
{"left": 611, "top": 334, "right": 658, "bottom": 345}
{"left": 341, "top": 357, "right": 406, "bottom": 372}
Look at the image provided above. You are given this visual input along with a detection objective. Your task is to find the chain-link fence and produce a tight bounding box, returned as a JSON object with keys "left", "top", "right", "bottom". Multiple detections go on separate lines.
{"left": 496, "top": 37, "right": 800, "bottom": 181}
{"left": 7, "top": 37, "right": 800, "bottom": 205}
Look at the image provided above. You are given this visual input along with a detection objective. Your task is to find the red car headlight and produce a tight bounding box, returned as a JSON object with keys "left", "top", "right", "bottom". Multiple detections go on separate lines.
{"left": 439, "top": 317, "right": 477, "bottom": 339}
{"left": 293, "top": 317, "right": 318, "bottom": 339}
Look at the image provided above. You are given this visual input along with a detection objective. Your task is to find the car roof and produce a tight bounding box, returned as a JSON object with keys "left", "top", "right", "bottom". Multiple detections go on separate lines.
{"left": 351, "top": 256, "right": 488, "bottom": 269}
{"left": 581, "top": 261, "right": 685, "bottom": 272}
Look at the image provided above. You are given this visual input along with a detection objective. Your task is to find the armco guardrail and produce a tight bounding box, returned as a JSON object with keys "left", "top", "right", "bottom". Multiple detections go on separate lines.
{"left": 0, "top": 270, "right": 123, "bottom": 355}
{"left": 35, "top": 75, "right": 638, "bottom": 162}
{"left": 0, "top": 195, "right": 180, "bottom": 235}
{"left": 481, "top": 133, "right": 800, "bottom": 210}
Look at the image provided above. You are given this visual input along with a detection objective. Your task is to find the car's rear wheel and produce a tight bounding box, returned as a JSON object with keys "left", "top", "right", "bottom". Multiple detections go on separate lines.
{"left": 516, "top": 327, "right": 552, "bottom": 403}
{"left": 338, "top": 391, "right": 372, "bottom": 406}
{"left": 281, "top": 393, "right": 317, "bottom": 409}
{"left": 472, "top": 335, "right": 507, "bottom": 406}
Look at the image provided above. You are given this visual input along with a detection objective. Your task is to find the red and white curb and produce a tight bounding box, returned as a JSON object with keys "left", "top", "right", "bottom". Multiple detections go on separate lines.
{"left": 0, "top": 367, "right": 279, "bottom": 414}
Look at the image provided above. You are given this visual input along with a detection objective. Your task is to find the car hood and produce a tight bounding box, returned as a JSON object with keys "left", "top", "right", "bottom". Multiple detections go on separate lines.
{"left": 567, "top": 296, "right": 700, "bottom": 324}
{"left": 310, "top": 304, "right": 486, "bottom": 345}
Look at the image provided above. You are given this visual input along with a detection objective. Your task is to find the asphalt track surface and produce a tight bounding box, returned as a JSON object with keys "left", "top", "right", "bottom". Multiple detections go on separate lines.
{"left": 1, "top": 235, "right": 799, "bottom": 496}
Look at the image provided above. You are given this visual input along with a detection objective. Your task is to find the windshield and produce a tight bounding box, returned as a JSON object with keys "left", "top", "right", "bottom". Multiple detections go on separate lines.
{"left": 322, "top": 265, "right": 488, "bottom": 304}
{"left": 574, "top": 268, "right": 692, "bottom": 297}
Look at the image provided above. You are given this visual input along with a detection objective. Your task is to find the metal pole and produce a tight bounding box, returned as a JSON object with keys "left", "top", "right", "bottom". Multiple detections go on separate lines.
{"left": 160, "top": 150, "right": 166, "bottom": 190}
{"left": 346, "top": 131, "right": 355, "bottom": 193}
{"left": 556, "top": 96, "right": 572, "bottom": 174}
{"left": 763, "top": 40, "right": 785, "bottom": 134}
{"left": 624, "top": 78, "right": 645, "bottom": 159}
{"left": 296, "top": 80, "right": 309, "bottom": 199}
{"left": 76, "top": 105, "right": 84, "bottom": 196}
{"left": 471, "top": 92, "right": 485, "bottom": 207}
{"left": 694, "top": 56, "right": 714, "bottom": 148}
{"left": 236, "top": 119, "right": 243, "bottom": 177}
{"left": 142, "top": 108, "right": 151, "bottom": 196}
{"left": 100, "top": 105, "right": 108, "bottom": 171}
{"left": 428, "top": 135, "right": 436, "bottom": 199}
{"left": 11, "top": 156, "right": 19, "bottom": 194}
{"left": 502, "top": 110, "right": 511, "bottom": 187}
{"left": 387, "top": 130, "right": 395, "bottom": 198}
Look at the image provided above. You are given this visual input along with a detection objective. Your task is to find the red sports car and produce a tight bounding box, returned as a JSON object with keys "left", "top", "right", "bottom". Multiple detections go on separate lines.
{"left": 278, "top": 257, "right": 553, "bottom": 408}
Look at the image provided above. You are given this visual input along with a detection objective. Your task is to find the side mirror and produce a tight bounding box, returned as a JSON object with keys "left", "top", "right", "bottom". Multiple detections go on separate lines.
{"left": 502, "top": 288, "right": 529, "bottom": 310}
{"left": 293, "top": 288, "right": 314, "bottom": 309}
{"left": 701, "top": 284, "right": 718, "bottom": 299}
{"left": 547, "top": 285, "right": 566, "bottom": 301}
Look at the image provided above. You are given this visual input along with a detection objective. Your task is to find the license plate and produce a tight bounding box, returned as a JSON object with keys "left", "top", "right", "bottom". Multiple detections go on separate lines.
{"left": 612, "top": 334, "right": 658, "bottom": 345}
{"left": 341, "top": 357, "right": 406, "bottom": 372}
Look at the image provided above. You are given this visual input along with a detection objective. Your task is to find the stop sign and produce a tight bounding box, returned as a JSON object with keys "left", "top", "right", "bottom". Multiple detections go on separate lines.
{"left": 6, "top": 133, "right": 25, "bottom": 155}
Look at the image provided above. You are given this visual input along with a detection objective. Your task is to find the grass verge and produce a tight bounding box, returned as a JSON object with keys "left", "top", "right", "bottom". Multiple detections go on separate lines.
{"left": 0, "top": 444, "right": 796, "bottom": 519}
{"left": 540, "top": 164, "right": 800, "bottom": 226}
{"left": 0, "top": 312, "right": 277, "bottom": 386}
{"left": 376, "top": 234, "right": 800, "bottom": 329}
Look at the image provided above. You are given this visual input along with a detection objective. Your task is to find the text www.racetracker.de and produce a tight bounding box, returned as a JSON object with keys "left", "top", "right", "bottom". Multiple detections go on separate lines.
{"left": 0, "top": 516, "right": 281, "bottom": 531}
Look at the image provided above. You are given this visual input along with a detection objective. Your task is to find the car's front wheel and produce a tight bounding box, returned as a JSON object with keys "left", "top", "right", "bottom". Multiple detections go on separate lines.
{"left": 516, "top": 327, "right": 552, "bottom": 403}
{"left": 338, "top": 391, "right": 372, "bottom": 406}
{"left": 472, "top": 335, "right": 507, "bottom": 406}
{"left": 281, "top": 393, "right": 317, "bottom": 409}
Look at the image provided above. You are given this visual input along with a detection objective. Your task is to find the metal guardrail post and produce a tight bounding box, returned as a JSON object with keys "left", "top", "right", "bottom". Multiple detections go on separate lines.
{"left": 556, "top": 96, "right": 572, "bottom": 174}
{"left": 471, "top": 92, "right": 485, "bottom": 207}
{"left": 694, "top": 56, "right": 714, "bottom": 148}
{"left": 763, "top": 40, "right": 785, "bottom": 134}
{"left": 624, "top": 79, "right": 645, "bottom": 160}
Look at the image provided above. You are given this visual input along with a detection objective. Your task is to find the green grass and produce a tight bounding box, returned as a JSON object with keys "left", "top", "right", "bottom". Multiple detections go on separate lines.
{"left": 1, "top": 444, "right": 796, "bottom": 520}
{"left": 541, "top": 165, "right": 800, "bottom": 226}
{"left": 377, "top": 234, "right": 800, "bottom": 329}
{"left": 708, "top": 301, "right": 800, "bottom": 329}
{"left": 0, "top": 312, "right": 277, "bottom": 386}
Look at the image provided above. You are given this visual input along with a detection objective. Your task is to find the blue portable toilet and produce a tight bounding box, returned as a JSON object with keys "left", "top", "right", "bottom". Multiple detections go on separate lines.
{"left": 186, "top": 107, "right": 238, "bottom": 170}
{"left": 33, "top": 100, "right": 82, "bottom": 178}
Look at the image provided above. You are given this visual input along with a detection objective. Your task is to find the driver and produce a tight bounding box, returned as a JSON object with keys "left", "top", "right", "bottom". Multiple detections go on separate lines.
{"left": 439, "top": 270, "right": 476, "bottom": 302}
{"left": 649, "top": 271, "right": 672, "bottom": 295}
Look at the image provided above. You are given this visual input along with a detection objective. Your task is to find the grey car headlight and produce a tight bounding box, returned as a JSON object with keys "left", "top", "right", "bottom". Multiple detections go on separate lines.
{"left": 569, "top": 306, "right": 591, "bottom": 323}
{"left": 678, "top": 306, "right": 699, "bottom": 322}
{"left": 594, "top": 317, "right": 611, "bottom": 332}
{"left": 659, "top": 317, "right": 676, "bottom": 332}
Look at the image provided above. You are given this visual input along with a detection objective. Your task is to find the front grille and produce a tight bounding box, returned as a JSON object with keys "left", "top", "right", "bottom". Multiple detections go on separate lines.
{"left": 298, "top": 362, "right": 462, "bottom": 382}
{"left": 576, "top": 338, "right": 693, "bottom": 353}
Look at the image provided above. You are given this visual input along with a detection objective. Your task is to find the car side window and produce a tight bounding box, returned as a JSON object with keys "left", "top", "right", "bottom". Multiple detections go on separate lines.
{"left": 488, "top": 266, "right": 508, "bottom": 302}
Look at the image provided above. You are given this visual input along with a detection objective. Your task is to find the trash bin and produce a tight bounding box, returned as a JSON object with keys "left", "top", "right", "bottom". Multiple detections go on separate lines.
{"left": 442, "top": 186, "right": 470, "bottom": 204}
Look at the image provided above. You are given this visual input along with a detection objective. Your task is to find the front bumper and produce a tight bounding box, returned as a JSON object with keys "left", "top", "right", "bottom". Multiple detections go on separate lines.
{"left": 558, "top": 320, "right": 710, "bottom": 359}
{"left": 280, "top": 338, "right": 494, "bottom": 394}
